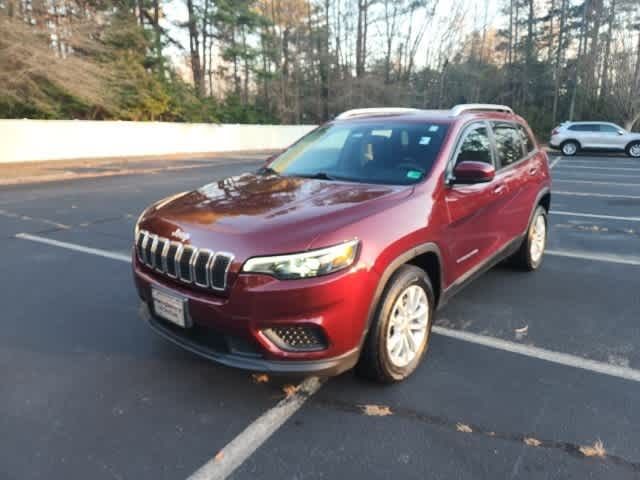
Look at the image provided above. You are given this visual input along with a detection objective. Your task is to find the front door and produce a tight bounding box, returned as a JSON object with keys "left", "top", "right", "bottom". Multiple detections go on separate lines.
{"left": 443, "top": 122, "right": 506, "bottom": 281}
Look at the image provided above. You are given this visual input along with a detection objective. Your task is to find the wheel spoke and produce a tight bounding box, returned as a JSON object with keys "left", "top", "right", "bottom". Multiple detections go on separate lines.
{"left": 405, "top": 331, "right": 417, "bottom": 353}
{"left": 388, "top": 333, "right": 403, "bottom": 354}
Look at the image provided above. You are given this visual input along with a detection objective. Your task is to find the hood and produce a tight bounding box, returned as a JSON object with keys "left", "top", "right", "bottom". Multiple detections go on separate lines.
{"left": 139, "top": 173, "right": 412, "bottom": 258}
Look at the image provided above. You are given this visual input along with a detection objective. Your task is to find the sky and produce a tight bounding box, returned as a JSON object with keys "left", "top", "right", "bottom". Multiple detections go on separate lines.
{"left": 160, "top": 0, "right": 502, "bottom": 75}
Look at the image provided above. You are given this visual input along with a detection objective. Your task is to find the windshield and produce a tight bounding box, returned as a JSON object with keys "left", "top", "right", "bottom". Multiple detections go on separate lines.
{"left": 268, "top": 121, "right": 449, "bottom": 185}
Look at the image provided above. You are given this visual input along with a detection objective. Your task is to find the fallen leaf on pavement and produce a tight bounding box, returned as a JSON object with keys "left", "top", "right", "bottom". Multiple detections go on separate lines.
{"left": 580, "top": 440, "right": 606, "bottom": 457}
{"left": 251, "top": 373, "right": 269, "bottom": 384}
{"left": 361, "top": 404, "right": 392, "bottom": 416}
{"left": 282, "top": 384, "right": 299, "bottom": 397}
{"left": 214, "top": 450, "right": 224, "bottom": 463}
{"left": 524, "top": 437, "right": 541, "bottom": 447}
{"left": 456, "top": 423, "right": 473, "bottom": 433}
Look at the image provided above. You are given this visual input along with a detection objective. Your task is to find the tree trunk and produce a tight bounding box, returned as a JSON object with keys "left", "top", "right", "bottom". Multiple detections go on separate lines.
{"left": 320, "top": 0, "right": 329, "bottom": 120}
{"left": 599, "top": 0, "right": 615, "bottom": 101}
{"left": 186, "top": 0, "right": 204, "bottom": 96}
{"left": 552, "top": 0, "right": 567, "bottom": 124}
{"left": 634, "top": 27, "right": 640, "bottom": 95}
{"left": 625, "top": 111, "right": 640, "bottom": 132}
{"left": 201, "top": 0, "right": 209, "bottom": 96}
{"left": 152, "top": 0, "right": 164, "bottom": 77}
{"left": 242, "top": 27, "right": 249, "bottom": 106}
{"left": 355, "top": 0, "right": 363, "bottom": 77}
{"left": 569, "top": 0, "right": 588, "bottom": 121}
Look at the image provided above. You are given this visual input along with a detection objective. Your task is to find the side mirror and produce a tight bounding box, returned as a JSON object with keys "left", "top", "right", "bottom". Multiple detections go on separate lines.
{"left": 618, "top": 130, "right": 626, "bottom": 135}
{"left": 451, "top": 161, "right": 495, "bottom": 185}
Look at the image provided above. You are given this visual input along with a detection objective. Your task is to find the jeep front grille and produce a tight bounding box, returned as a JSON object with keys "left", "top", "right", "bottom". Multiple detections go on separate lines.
{"left": 136, "top": 230, "right": 233, "bottom": 291}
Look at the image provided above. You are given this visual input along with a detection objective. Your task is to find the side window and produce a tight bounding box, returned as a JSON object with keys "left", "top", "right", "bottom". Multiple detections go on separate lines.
{"left": 598, "top": 124, "right": 618, "bottom": 133}
{"left": 568, "top": 124, "right": 595, "bottom": 132}
{"left": 455, "top": 126, "right": 493, "bottom": 166}
{"left": 492, "top": 122, "right": 523, "bottom": 168}
{"left": 517, "top": 124, "right": 535, "bottom": 154}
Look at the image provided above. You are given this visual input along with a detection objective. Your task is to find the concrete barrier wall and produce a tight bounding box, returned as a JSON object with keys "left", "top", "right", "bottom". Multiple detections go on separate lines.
{"left": 0, "top": 120, "right": 317, "bottom": 163}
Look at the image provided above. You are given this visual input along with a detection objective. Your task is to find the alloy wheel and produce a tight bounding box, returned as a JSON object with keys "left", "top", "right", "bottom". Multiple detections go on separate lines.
{"left": 386, "top": 285, "right": 430, "bottom": 368}
{"left": 530, "top": 213, "right": 546, "bottom": 263}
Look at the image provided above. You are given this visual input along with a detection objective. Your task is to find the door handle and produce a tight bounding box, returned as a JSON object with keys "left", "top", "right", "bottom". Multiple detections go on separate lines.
{"left": 529, "top": 167, "right": 538, "bottom": 175}
{"left": 493, "top": 184, "right": 506, "bottom": 195}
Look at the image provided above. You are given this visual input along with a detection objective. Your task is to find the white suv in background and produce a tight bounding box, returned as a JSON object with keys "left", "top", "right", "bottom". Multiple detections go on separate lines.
{"left": 549, "top": 121, "right": 640, "bottom": 158}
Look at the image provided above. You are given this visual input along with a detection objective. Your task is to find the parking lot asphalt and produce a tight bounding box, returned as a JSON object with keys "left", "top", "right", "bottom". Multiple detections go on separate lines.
{"left": 1, "top": 153, "right": 639, "bottom": 479}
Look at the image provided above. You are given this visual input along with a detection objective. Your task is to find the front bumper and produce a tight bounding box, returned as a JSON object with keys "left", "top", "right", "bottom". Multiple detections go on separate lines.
{"left": 133, "top": 254, "right": 378, "bottom": 376}
{"left": 141, "top": 302, "right": 359, "bottom": 375}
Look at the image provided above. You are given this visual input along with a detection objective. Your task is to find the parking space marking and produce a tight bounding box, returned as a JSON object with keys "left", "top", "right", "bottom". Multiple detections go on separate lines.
{"left": 554, "top": 190, "right": 640, "bottom": 200}
{"left": 551, "top": 210, "right": 640, "bottom": 222}
{"left": 433, "top": 326, "right": 640, "bottom": 383}
{"left": 553, "top": 172, "right": 640, "bottom": 179}
{"left": 546, "top": 249, "right": 640, "bottom": 266}
{"left": 554, "top": 179, "right": 640, "bottom": 187}
{"left": 554, "top": 165, "right": 640, "bottom": 172}
{"left": 188, "top": 377, "right": 324, "bottom": 480}
{"left": 549, "top": 157, "right": 561, "bottom": 169}
{"left": 15, "top": 232, "right": 131, "bottom": 263}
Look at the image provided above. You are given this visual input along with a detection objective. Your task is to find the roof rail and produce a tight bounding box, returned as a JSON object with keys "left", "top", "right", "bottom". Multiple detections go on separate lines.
{"left": 450, "top": 104, "right": 513, "bottom": 116}
{"left": 335, "top": 107, "right": 421, "bottom": 120}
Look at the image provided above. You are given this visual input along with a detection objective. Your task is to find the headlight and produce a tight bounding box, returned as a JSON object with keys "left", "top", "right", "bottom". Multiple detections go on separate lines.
{"left": 242, "top": 240, "right": 360, "bottom": 280}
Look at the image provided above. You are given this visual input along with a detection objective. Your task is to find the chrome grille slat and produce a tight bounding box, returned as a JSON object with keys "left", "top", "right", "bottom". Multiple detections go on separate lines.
{"left": 137, "top": 231, "right": 233, "bottom": 291}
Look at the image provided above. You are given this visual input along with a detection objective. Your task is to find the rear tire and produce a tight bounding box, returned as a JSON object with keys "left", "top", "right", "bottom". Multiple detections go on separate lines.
{"left": 626, "top": 141, "right": 640, "bottom": 158}
{"left": 356, "top": 265, "right": 434, "bottom": 383}
{"left": 560, "top": 140, "right": 579, "bottom": 156}
{"left": 510, "top": 206, "right": 548, "bottom": 271}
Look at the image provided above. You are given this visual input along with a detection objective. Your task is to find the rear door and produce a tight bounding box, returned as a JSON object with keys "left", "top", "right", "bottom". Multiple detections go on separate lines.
{"left": 490, "top": 121, "right": 530, "bottom": 244}
{"left": 442, "top": 122, "right": 503, "bottom": 280}
{"left": 577, "top": 123, "right": 601, "bottom": 148}
{"left": 567, "top": 124, "right": 594, "bottom": 148}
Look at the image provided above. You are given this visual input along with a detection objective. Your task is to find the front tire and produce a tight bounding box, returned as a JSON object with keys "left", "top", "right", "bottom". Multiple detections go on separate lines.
{"left": 510, "top": 206, "right": 548, "bottom": 271}
{"left": 626, "top": 141, "right": 640, "bottom": 158}
{"left": 356, "top": 265, "right": 434, "bottom": 383}
{"left": 561, "top": 140, "right": 579, "bottom": 156}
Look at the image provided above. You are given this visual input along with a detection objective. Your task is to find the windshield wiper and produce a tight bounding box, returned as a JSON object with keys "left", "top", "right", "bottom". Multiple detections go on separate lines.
{"left": 293, "top": 172, "right": 338, "bottom": 181}
{"left": 257, "top": 166, "right": 279, "bottom": 176}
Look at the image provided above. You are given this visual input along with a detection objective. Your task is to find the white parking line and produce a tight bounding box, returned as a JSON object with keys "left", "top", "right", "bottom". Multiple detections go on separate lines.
{"left": 546, "top": 249, "right": 640, "bottom": 266}
{"left": 554, "top": 179, "right": 640, "bottom": 187}
{"left": 551, "top": 210, "right": 640, "bottom": 222}
{"left": 555, "top": 165, "right": 640, "bottom": 171}
{"left": 549, "top": 157, "right": 561, "bottom": 169}
{"left": 553, "top": 190, "right": 640, "bottom": 200}
{"left": 15, "top": 232, "right": 131, "bottom": 262}
{"left": 433, "top": 326, "right": 640, "bottom": 383}
{"left": 188, "top": 377, "right": 324, "bottom": 480}
{"left": 553, "top": 172, "right": 640, "bottom": 179}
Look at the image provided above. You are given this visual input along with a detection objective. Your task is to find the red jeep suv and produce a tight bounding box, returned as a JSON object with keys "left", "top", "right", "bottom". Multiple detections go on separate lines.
{"left": 133, "top": 104, "right": 551, "bottom": 382}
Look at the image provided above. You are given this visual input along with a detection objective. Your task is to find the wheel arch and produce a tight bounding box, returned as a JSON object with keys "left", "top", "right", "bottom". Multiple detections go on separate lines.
{"left": 560, "top": 138, "right": 581, "bottom": 149}
{"left": 361, "top": 242, "right": 444, "bottom": 347}
{"left": 625, "top": 139, "right": 640, "bottom": 152}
